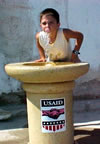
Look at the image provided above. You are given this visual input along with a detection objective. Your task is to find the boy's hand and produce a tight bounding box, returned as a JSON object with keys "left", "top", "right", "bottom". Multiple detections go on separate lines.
{"left": 34, "top": 58, "right": 46, "bottom": 62}
{"left": 71, "top": 53, "right": 81, "bottom": 63}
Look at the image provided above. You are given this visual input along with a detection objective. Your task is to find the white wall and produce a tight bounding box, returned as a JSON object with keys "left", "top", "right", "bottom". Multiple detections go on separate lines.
{"left": 0, "top": 0, "right": 100, "bottom": 94}
{"left": 68, "top": 0, "right": 100, "bottom": 83}
{"left": 68, "top": 0, "right": 100, "bottom": 68}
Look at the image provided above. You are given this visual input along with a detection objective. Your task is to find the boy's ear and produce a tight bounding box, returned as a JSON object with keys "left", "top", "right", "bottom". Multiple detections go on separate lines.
{"left": 58, "top": 23, "right": 60, "bottom": 27}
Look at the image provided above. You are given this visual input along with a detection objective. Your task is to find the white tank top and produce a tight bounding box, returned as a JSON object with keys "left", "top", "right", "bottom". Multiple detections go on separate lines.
{"left": 39, "top": 28, "right": 72, "bottom": 61}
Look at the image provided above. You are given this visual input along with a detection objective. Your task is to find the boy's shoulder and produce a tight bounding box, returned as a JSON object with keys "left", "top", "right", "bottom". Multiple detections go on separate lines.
{"left": 63, "top": 28, "right": 73, "bottom": 36}
{"left": 58, "top": 28, "right": 70, "bottom": 34}
{"left": 35, "top": 32, "right": 40, "bottom": 39}
{"left": 63, "top": 28, "right": 70, "bottom": 32}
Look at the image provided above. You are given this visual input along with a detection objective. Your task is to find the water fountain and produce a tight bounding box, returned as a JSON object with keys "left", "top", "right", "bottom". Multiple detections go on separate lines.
{"left": 5, "top": 61, "right": 89, "bottom": 144}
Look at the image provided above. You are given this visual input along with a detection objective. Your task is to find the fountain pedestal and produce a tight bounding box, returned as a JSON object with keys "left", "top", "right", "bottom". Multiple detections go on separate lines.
{"left": 5, "top": 62, "right": 89, "bottom": 144}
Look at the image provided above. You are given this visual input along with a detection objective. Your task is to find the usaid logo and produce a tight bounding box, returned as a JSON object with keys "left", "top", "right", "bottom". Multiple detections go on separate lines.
{"left": 41, "top": 99, "right": 64, "bottom": 107}
{"left": 40, "top": 98, "right": 66, "bottom": 133}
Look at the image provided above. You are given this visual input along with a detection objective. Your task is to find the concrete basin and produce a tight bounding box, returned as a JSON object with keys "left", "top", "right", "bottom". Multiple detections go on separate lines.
{"left": 5, "top": 62, "right": 89, "bottom": 83}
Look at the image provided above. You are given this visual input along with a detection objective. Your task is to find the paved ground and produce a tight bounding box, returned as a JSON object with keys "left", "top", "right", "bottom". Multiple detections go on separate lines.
{"left": 0, "top": 99, "right": 100, "bottom": 143}
{"left": 0, "top": 124, "right": 100, "bottom": 144}
{"left": 74, "top": 99, "right": 100, "bottom": 144}
{"left": 74, "top": 125, "right": 100, "bottom": 144}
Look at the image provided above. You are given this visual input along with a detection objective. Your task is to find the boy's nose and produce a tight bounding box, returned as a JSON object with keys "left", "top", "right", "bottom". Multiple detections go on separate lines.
{"left": 46, "top": 23, "right": 50, "bottom": 27}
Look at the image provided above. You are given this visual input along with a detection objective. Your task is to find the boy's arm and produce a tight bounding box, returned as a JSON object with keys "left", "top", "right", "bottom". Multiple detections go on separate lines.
{"left": 63, "top": 29, "right": 84, "bottom": 62}
{"left": 35, "top": 32, "right": 46, "bottom": 62}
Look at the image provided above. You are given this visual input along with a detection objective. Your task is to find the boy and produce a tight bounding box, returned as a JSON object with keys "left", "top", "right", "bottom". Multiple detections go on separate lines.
{"left": 35, "top": 8, "right": 83, "bottom": 63}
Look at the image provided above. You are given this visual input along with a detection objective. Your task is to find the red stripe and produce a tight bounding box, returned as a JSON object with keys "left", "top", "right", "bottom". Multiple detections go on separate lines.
{"left": 57, "top": 125, "right": 59, "bottom": 130}
{"left": 49, "top": 125, "right": 52, "bottom": 130}
{"left": 53, "top": 125, "right": 55, "bottom": 131}
{"left": 45, "top": 126, "right": 48, "bottom": 130}
{"left": 60, "top": 125, "right": 62, "bottom": 129}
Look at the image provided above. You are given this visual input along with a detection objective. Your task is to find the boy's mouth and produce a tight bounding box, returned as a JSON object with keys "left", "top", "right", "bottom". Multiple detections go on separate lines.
{"left": 45, "top": 28, "right": 50, "bottom": 33}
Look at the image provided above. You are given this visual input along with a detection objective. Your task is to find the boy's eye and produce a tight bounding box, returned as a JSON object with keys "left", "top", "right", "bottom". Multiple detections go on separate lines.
{"left": 49, "top": 22, "right": 53, "bottom": 25}
{"left": 42, "top": 22, "right": 46, "bottom": 25}
{"left": 42, "top": 21, "right": 54, "bottom": 25}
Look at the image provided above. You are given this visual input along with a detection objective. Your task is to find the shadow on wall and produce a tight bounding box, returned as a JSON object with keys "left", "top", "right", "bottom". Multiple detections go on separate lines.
{"left": 0, "top": 91, "right": 26, "bottom": 105}
{"left": 74, "top": 67, "right": 100, "bottom": 100}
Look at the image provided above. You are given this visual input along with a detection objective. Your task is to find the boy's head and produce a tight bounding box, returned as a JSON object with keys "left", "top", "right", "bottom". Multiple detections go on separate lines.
{"left": 40, "top": 8, "right": 60, "bottom": 24}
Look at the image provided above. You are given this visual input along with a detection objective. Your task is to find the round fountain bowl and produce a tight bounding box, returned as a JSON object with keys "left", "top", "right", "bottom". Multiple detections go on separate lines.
{"left": 5, "top": 62, "right": 89, "bottom": 83}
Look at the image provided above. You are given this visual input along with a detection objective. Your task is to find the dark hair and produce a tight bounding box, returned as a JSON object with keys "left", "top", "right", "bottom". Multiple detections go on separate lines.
{"left": 40, "top": 8, "right": 60, "bottom": 23}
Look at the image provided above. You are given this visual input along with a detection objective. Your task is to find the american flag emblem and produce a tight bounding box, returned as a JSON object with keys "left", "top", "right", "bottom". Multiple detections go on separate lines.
{"left": 40, "top": 98, "right": 66, "bottom": 133}
{"left": 42, "top": 120, "right": 65, "bottom": 132}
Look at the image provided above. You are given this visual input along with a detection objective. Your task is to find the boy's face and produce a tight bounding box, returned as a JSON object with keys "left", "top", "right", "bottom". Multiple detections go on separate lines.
{"left": 40, "top": 14, "right": 60, "bottom": 34}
